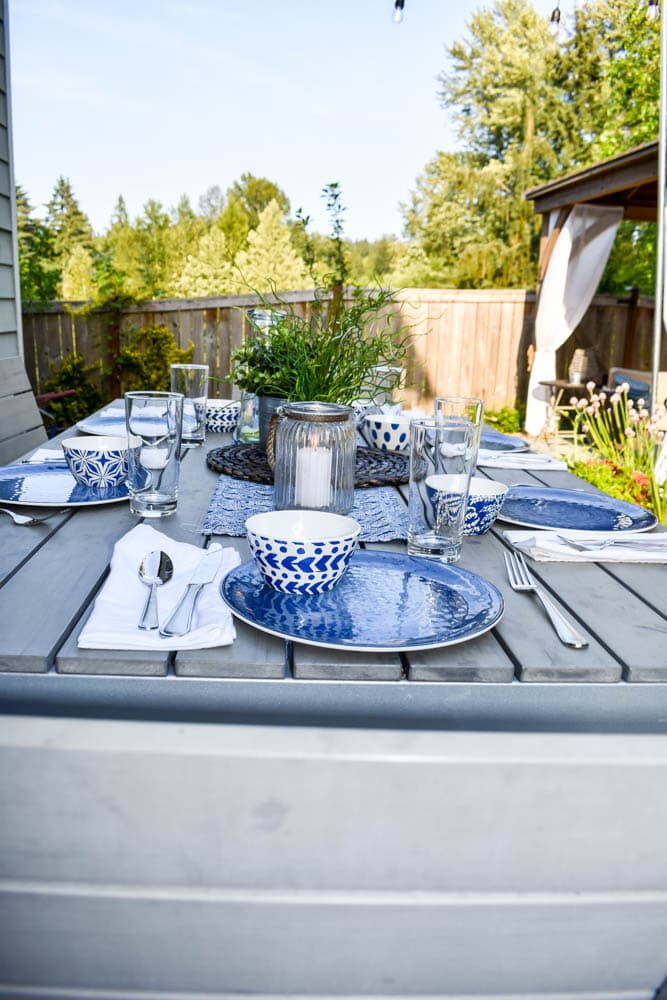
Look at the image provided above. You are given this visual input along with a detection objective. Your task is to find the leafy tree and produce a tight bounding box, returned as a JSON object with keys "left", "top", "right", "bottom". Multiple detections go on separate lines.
{"left": 218, "top": 174, "right": 291, "bottom": 259}
{"left": 15, "top": 185, "right": 60, "bottom": 303}
{"left": 61, "top": 244, "right": 95, "bottom": 300}
{"left": 406, "top": 0, "right": 659, "bottom": 291}
{"left": 170, "top": 227, "right": 234, "bottom": 297}
{"left": 234, "top": 200, "right": 308, "bottom": 293}
{"left": 45, "top": 176, "right": 93, "bottom": 268}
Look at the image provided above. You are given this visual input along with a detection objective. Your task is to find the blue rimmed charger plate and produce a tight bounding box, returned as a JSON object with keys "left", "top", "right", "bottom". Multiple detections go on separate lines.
{"left": 498, "top": 485, "right": 657, "bottom": 532}
{"left": 0, "top": 463, "right": 129, "bottom": 507}
{"left": 77, "top": 403, "right": 199, "bottom": 437}
{"left": 221, "top": 549, "right": 503, "bottom": 652}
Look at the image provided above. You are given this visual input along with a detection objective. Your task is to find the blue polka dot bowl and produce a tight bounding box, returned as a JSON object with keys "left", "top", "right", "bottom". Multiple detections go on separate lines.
{"left": 245, "top": 510, "right": 361, "bottom": 594}
{"left": 464, "top": 477, "right": 508, "bottom": 535}
{"left": 206, "top": 399, "right": 240, "bottom": 433}
{"left": 62, "top": 436, "right": 128, "bottom": 489}
{"left": 364, "top": 412, "right": 415, "bottom": 452}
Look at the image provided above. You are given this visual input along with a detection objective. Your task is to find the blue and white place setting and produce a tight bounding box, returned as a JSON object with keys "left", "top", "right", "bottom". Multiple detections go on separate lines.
{"left": 504, "top": 529, "right": 667, "bottom": 563}
{"left": 221, "top": 549, "right": 504, "bottom": 652}
{"left": 0, "top": 461, "right": 130, "bottom": 507}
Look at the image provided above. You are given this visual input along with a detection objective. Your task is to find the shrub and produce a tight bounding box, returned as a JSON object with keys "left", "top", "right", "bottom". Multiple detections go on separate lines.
{"left": 117, "top": 323, "right": 194, "bottom": 392}
{"left": 42, "top": 352, "right": 103, "bottom": 429}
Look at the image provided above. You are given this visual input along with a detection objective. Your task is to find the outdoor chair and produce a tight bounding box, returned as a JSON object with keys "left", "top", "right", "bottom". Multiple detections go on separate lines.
{"left": 0, "top": 355, "right": 48, "bottom": 463}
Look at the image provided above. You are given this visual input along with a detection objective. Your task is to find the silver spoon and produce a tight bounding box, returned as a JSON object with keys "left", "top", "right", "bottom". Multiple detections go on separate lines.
{"left": 138, "top": 550, "right": 174, "bottom": 630}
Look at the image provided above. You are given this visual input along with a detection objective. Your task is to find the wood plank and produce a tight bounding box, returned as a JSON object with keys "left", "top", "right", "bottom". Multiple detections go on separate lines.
{"left": 2, "top": 719, "right": 667, "bottom": 893}
{"left": 0, "top": 889, "right": 664, "bottom": 996}
{"left": 1, "top": 720, "right": 667, "bottom": 995}
{"left": 0, "top": 503, "right": 138, "bottom": 673}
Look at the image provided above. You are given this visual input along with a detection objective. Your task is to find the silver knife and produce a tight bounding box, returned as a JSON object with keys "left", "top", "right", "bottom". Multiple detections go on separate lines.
{"left": 159, "top": 548, "right": 223, "bottom": 637}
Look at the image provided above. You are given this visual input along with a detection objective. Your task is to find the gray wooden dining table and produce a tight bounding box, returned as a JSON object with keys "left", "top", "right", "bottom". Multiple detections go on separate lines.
{"left": 1, "top": 411, "right": 666, "bottom": 1000}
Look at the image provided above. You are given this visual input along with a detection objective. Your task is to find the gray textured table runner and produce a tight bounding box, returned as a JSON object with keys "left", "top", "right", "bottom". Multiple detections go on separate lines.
{"left": 202, "top": 474, "right": 409, "bottom": 542}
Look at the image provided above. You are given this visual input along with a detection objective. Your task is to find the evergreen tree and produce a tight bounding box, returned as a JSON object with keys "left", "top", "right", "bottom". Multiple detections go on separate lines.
{"left": 61, "top": 244, "right": 95, "bottom": 300}
{"left": 234, "top": 200, "right": 308, "bottom": 293}
{"left": 45, "top": 176, "right": 93, "bottom": 266}
{"left": 15, "top": 185, "right": 60, "bottom": 303}
{"left": 169, "top": 227, "right": 234, "bottom": 298}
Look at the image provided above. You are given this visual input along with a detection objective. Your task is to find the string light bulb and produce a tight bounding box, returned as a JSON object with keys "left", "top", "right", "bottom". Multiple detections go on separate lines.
{"left": 549, "top": 4, "right": 562, "bottom": 34}
{"left": 647, "top": 0, "right": 659, "bottom": 20}
{"left": 393, "top": 0, "right": 405, "bottom": 24}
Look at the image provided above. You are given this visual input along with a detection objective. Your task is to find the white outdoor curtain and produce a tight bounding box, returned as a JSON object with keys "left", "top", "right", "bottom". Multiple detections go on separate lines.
{"left": 524, "top": 203, "right": 623, "bottom": 436}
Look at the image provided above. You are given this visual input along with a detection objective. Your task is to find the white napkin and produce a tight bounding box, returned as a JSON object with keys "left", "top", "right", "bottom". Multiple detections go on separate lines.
{"left": 23, "top": 446, "right": 66, "bottom": 463}
{"left": 78, "top": 523, "right": 241, "bottom": 650}
{"left": 504, "top": 529, "right": 667, "bottom": 563}
{"left": 477, "top": 450, "right": 567, "bottom": 470}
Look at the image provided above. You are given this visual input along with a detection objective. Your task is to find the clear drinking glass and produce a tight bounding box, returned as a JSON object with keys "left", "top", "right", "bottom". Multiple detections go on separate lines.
{"left": 170, "top": 363, "right": 209, "bottom": 445}
{"left": 125, "top": 391, "right": 183, "bottom": 518}
{"left": 435, "top": 395, "right": 485, "bottom": 468}
{"left": 234, "top": 391, "right": 260, "bottom": 443}
{"left": 407, "top": 416, "right": 475, "bottom": 562}
{"left": 273, "top": 402, "right": 356, "bottom": 514}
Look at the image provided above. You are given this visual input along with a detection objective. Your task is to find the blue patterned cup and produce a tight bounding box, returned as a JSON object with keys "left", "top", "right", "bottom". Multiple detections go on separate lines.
{"left": 62, "top": 436, "right": 128, "bottom": 489}
{"left": 464, "top": 477, "right": 508, "bottom": 535}
{"left": 205, "top": 399, "right": 240, "bottom": 433}
{"left": 245, "top": 510, "right": 361, "bottom": 594}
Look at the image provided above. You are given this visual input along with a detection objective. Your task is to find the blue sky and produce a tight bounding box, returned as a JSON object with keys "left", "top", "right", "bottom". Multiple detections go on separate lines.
{"left": 8, "top": 0, "right": 554, "bottom": 241}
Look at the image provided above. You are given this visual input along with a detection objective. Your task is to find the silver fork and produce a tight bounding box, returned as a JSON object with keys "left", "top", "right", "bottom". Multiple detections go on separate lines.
{"left": 503, "top": 549, "right": 589, "bottom": 648}
{"left": 0, "top": 506, "right": 66, "bottom": 527}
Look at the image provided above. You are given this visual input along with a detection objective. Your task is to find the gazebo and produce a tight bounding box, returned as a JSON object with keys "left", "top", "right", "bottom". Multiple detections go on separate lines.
{"left": 523, "top": 139, "right": 661, "bottom": 436}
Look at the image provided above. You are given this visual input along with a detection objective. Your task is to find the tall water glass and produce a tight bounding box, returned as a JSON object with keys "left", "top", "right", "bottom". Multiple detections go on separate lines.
{"left": 170, "top": 363, "right": 209, "bottom": 445}
{"left": 125, "top": 391, "right": 183, "bottom": 518}
{"left": 435, "top": 395, "right": 485, "bottom": 468}
{"left": 407, "top": 416, "right": 475, "bottom": 562}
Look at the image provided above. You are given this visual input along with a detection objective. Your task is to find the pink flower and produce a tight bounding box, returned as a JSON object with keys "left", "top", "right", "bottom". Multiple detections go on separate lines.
{"left": 624, "top": 427, "right": 636, "bottom": 438}
{"left": 586, "top": 381, "right": 596, "bottom": 392}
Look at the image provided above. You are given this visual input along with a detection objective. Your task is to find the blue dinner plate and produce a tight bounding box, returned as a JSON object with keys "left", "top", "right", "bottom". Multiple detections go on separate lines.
{"left": 498, "top": 485, "right": 657, "bottom": 532}
{"left": 479, "top": 426, "right": 528, "bottom": 452}
{"left": 221, "top": 549, "right": 504, "bottom": 652}
{"left": 0, "top": 463, "right": 129, "bottom": 507}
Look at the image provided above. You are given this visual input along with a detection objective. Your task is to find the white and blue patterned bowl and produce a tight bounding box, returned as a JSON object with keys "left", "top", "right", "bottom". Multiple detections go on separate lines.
{"left": 206, "top": 399, "right": 240, "bottom": 433}
{"left": 364, "top": 412, "right": 414, "bottom": 452}
{"left": 62, "top": 436, "right": 128, "bottom": 489}
{"left": 464, "top": 477, "right": 508, "bottom": 535}
{"left": 245, "top": 510, "right": 361, "bottom": 594}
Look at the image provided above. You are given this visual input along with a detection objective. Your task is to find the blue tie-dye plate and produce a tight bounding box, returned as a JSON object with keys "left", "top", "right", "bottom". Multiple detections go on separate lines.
{"left": 221, "top": 549, "right": 503, "bottom": 652}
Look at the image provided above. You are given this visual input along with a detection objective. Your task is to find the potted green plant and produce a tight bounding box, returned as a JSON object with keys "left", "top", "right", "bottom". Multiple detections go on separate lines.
{"left": 228, "top": 184, "right": 413, "bottom": 444}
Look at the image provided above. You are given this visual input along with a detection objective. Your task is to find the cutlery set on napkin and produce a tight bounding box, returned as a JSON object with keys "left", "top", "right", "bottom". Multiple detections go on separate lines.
{"left": 504, "top": 529, "right": 667, "bottom": 563}
{"left": 78, "top": 523, "right": 241, "bottom": 650}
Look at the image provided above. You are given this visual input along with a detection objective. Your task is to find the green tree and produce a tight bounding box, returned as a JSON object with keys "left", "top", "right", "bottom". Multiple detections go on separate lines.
{"left": 234, "top": 200, "right": 308, "bottom": 293}
{"left": 15, "top": 185, "right": 60, "bottom": 303}
{"left": 170, "top": 227, "right": 234, "bottom": 297}
{"left": 61, "top": 244, "right": 95, "bottom": 300}
{"left": 133, "top": 198, "right": 171, "bottom": 299}
{"left": 45, "top": 176, "right": 93, "bottom": 268}
{"left": 218, "top": 174, "right": 291, "bottom": 258}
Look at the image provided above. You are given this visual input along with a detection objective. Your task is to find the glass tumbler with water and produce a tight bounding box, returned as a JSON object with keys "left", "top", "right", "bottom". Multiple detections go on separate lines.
{"left": 125, "top": 391, "right": 183, "bottom": 517}
{"left": 407, "top": 416, "right": 475, "bottom": 562}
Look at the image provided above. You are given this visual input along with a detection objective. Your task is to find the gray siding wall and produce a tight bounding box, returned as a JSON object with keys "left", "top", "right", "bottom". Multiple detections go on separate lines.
{"left": 0, "top": 0, "right": 20, "bottom": 360}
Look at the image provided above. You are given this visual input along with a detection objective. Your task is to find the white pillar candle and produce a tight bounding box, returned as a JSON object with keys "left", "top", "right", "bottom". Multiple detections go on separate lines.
{"left": 294, "top": 446, "right": 332, "bottom": 508}
{"left": 140, "top": 446, "right": 170, "bottom": 470}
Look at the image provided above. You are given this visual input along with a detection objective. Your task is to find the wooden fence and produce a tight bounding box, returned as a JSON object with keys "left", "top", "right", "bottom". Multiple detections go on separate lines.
{"left": 21, "top": 288, "right": 658, "bottom": 413}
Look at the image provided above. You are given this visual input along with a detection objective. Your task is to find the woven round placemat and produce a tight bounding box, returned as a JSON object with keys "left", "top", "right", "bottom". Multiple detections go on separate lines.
{"left": 206, "top": 444, "right": 409, "bottom": 488}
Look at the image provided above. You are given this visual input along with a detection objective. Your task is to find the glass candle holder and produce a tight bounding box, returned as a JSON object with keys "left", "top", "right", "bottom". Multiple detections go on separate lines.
{"left": 273, "top": 402, "right": 356, "bottom": 514}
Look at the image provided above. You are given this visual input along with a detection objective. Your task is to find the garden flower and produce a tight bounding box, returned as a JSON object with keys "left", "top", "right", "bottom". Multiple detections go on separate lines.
{"left": 610, "top": 393, "right": 620, "bottom": 405}
{"left": 637, "top": 399, "right": 646, "bottom": 409}
{"left": 586, "top": 381, "right": 595, "bottom": 392}
{"left": 624, "top": 427, "right": 636, "bottom": 438}
{"left": 569, "top": 396, "right": 579, "bottom": 406}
